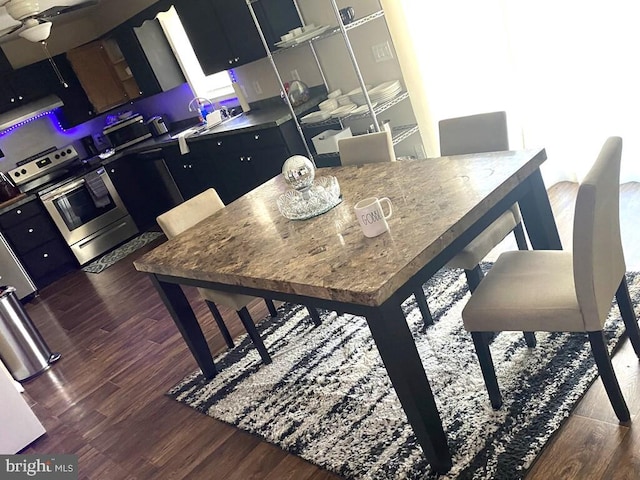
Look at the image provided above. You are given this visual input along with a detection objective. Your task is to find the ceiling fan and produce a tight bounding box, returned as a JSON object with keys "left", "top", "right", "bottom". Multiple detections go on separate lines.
{"left": 0, "top": 0, "right": 99, "bottom": 42}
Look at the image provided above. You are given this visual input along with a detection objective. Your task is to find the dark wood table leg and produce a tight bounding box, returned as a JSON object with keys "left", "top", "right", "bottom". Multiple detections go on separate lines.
{"left": 518, "top": 169, "right": 562, "bottom": 250}
{"left": 365, "top": 300, "right": 452, "bottom": 473}
{"left": 150, "top": 275, "right": 217, "bottom": 379}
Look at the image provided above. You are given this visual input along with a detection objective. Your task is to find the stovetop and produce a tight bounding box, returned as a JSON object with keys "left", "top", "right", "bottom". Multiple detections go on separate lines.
{"left": 8, "top": 145, "right": 102, "bottom": 195}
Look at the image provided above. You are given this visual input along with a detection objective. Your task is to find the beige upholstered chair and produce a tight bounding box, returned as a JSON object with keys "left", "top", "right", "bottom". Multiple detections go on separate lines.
{"left": 462, "top": 137, "right": 640, "bottom": 421}
{"left": 440, "top": 112, "right": 528, "bottom": 292}
{"left": 157, "top": 189, "right": 279, "bottom": 364}
{"left": 338, "top": 130, "right": 396, "bottom": 166}
{"left": 337, "top": 130, "right": 434, "bottom": 325}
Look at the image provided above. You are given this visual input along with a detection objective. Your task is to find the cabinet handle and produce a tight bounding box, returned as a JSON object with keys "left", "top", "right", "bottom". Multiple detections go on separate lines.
{"left": 247, "top": 156, "right": 252, "bottom": 162}
{"left": 10, "top": 98, "right": 15, "bottom": 103}
{"left": 228, "top": 59, "right": 233, "bottom": 64}
{"left": 240, "top": 156, "right": 244, "bottom": 162}
{"left": 16, "top": 209, "right": 21, "bottom": 215}
{"left": 110, "top": 168, "right": 115, "bottom": 173}
{"left": 18, "top": 95, "right": 23, "bottom": 100}
{"left": 254, "top": 134, "right": 259, "bottom": 140}
{"left": 28, "top": 228, "right": 34, "bottom": 233}
{"left": 234, "top": 57, "right": 239, "bottom": 62}
{"left": 43, "top": 253, "right": 49, "bottom": 258}
{"left": 217, "top": 141, "right": 222, "bottom": 146}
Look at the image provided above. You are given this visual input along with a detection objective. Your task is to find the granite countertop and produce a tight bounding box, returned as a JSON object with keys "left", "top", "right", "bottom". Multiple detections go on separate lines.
{"left": 0, "top": 193, "right": 38, "bottom": 215}
{"left": 134, "top": 149, "right": 547, "bottom": 307}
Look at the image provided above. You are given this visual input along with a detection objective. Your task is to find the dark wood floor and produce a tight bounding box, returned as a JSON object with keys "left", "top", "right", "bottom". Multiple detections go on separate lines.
{"left": 17, "top": 182, "right": 640, "bottom": 479}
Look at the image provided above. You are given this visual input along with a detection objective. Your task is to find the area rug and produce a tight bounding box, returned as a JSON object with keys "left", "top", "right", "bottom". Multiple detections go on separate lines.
{"left": 82, "top": 231, "right": 165, "bottom": 274}
{"left": 167, "top": 267, "right": 640, "bottom": 480}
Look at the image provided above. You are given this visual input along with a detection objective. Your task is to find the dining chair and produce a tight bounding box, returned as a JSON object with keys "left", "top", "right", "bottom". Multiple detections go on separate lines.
{"left": 461, "top": 137, "right": 640, "bottom": 421}
{"left": 156, "top": 188, "right": 280, "bottom": 365}
{"left": 338, "top": 130, "right": 396, "bottom": 166}
{"left": 338, "top": 130, "right": 433, "bottom": 325}
{"left": 440, "top": 112, "right": 529, "bottom": 293}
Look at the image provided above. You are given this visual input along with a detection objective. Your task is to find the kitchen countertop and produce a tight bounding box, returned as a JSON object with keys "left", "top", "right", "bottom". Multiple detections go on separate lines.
{"left": 100, "top": 92, "right": 325, "bottom": 166}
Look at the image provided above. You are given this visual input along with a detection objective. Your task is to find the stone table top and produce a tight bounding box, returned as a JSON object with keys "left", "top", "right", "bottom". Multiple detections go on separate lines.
{"left": 134, "top": 149, "right": 547, "bottom": 306}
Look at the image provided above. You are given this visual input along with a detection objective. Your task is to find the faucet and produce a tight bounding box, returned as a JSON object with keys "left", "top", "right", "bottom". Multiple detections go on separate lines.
{"left": 188, "top": 97, "right": 213, "bottom": 124}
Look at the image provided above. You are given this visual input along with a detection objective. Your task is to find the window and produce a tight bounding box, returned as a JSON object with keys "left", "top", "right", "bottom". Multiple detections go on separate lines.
{"left": 156, "top": 6, "right": 235, "bottom": 101}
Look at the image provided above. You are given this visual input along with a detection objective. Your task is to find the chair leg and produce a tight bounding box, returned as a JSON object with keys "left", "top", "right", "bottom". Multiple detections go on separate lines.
{"left": 414, "top": 288, "right": 434, "bottom": 327}
{"left": 523, "top": 332, "right": 537, "bottom": 347}
{"left": 205, "top": 300, "right": 234, "bottom": 349}
{"left": 615, "top": 277, "right": 640, "bottom": 358}
{"left": 513, "top": 222, "right": 529, "bottom": 250}
{"left": 237, "top": 307, "right": 271, "bottom": 364}
{"left": 265, "top": 299, "right": 278, "bottom": 318}
{"left": 465, "top": 265, "right": 484, "bottom": 294}
{"left": 588, "top": 331, "right": 630, "bottom": 422}
{"left": 471, "top": 331, "right": 502, "bottom": 409}
{"left": 307, "top": 306, "right": 322, "bottom": 326}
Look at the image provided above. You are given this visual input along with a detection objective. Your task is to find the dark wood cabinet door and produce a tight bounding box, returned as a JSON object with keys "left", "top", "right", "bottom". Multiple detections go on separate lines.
{"left": 174, "top": 0, "right": 231, "bottom": 75}
{"left": 252, "top": 0, "right": 302, "bottom": 51}
{"left": 52, "top": 55, "right": 96, "bottom": 128}
{"left": 215, "top": 0, "right": 265, "bottom": 68}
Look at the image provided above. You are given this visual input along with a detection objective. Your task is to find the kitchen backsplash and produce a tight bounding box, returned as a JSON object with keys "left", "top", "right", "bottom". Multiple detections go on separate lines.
{"left": 0, "top": 82, "right": 197, "bottom": 172}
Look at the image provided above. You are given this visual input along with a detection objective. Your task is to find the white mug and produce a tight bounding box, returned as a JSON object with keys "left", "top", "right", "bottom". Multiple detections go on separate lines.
{"left": 354, "top": 197, "right": 393, "bottom": 237}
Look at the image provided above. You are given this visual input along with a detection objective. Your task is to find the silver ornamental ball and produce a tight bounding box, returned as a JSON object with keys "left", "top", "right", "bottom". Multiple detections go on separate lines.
{"left": 282, "top": 155, "right": 315, "bottom": 191}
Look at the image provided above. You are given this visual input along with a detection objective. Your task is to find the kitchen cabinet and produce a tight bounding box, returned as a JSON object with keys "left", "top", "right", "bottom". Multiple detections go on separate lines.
{"left": 164, "top": 121, "right": 304, "bottom": 204}
{"left": 106, "top": 149, "right": 183, "bottom": 231}
{"left": 0, "top": 61, "right": 59, "bottom": 113}
{"left": 0, "top": 199, "right": 76, "bottom": 289}
{"left": 115, "top": 18, "right": 185, "bottom": 97}
{"left": 66, "top": 39, "right": 142, "bottom": 114}
{"left": 51, "top": 55, "right": 96, "bottom": 128}
{"left": 252, "top": 0, "right": 303, "bottom": 51}
{"left": 164, "top": 144, "right": 222, "bottom": 201}
{"left": 174, "top": 0, "right": 265, "bottom": 74}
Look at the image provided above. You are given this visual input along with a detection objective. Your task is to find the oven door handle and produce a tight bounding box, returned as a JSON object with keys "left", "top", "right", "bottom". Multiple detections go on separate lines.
{"left": 40, "top": 178, "right": 86, "bottom": 202}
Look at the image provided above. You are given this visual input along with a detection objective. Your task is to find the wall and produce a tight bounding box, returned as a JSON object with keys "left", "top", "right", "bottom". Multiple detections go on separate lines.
{"left": 0, "top": 82, "right": 195, "bottom": 172}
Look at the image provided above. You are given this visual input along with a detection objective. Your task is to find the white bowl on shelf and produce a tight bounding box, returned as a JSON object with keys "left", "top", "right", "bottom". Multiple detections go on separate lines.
{"left": 319, "top": 98, "right": 339, "bottom": 112}
{"left": 327, "top": 89, "right": 342, "bottom": 99}
{"left": 337, "top": 94, "right": 352, "bottom": 106}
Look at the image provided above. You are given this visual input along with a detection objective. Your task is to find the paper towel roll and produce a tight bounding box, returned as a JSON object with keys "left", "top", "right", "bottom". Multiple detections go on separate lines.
{"left": 233, "top": 82, "right": 251, "bottom": 113}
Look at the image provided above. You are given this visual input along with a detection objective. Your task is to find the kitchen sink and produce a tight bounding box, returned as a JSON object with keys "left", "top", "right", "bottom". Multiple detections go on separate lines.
{"left": 169, "top": 112, "right": 246, "bottom": 139}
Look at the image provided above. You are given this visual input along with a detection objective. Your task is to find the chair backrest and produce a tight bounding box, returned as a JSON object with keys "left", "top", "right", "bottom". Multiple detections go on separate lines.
{"left": 573, "top": 136, "right": 625, "bottom": 330}
{"left": 439, "top": 111, "right": 509, "bottom": 156}
{"left": 157, "top": 188, "right": 224, "bottom": 239}
{"left": 338, "top": 131, "right": 395, "bottom": 166}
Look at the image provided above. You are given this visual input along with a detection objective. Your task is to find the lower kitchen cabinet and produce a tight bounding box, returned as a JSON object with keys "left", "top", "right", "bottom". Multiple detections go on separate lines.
{"left": 163, "top": 121, "right": 305, "bottom": 205}
{"left": 0, "top": 199, "right": 76, "bottom": 289}
{"left": 106, "top": 150, "right": 183, "bottom": 231}
{"left": 164, "top": 145, "right": 222, "bottom": 202}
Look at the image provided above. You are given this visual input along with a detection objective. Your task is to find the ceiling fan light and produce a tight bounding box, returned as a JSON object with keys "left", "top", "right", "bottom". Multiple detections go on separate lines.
{"left": 6, "top": 0, "right": 41, "bottom": 21}
{"left": 19, "top": 20, "right": 51, "bottom": 42}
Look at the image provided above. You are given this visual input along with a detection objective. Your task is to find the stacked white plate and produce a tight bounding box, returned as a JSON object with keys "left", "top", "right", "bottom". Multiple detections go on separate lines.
{"left": 300, "top": 110, "right": 331, "bottom": 124}
{"left": 347, "top": 80, "right": 402, "bottom": 106}
{"left": 330, "top": 104, "right": 357, "bottom": 118}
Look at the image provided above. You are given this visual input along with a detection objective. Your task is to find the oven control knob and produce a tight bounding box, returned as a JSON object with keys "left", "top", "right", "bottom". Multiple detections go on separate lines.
{"left": 13, "top": 172, "right": 19, "bottom": 177}
{"left": 55, "top": 154, "right": 60, "bottom": 159}
{"left": 21, "top": 169, "right": 26, "bottom": 174}
{"left": 67, "top": 148, "right": 72, "bottom": 154}
{"left": 61, "top": 151, "right": 66, "bottom": 157}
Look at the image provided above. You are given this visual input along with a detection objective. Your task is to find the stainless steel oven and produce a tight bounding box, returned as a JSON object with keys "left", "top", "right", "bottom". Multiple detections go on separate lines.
{"left": 39, "top": 167, "right": 138, "bottom": 265}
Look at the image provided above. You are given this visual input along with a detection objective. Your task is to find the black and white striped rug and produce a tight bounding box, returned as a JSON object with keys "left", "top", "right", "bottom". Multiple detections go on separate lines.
{"left": 167, "top": 268, "right": 640, "bottom": 479}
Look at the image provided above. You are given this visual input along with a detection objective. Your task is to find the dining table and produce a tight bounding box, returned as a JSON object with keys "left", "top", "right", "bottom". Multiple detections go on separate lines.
{"left": 133, "top": 148, "right": 561, "bottom": 473}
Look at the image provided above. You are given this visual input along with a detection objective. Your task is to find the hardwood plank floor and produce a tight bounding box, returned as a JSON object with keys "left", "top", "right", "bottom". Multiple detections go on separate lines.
{"left": 15, "top": 182, "right": 640, "bottom": 479}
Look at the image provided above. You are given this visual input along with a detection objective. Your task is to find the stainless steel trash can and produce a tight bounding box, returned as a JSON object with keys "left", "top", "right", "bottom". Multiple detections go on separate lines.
{"left": 0, "top": 286, "right": 60, "bottom": 381}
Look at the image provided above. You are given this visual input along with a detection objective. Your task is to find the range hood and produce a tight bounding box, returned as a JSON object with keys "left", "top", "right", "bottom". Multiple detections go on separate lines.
{"left": 0, "top": 95, "right": 63, "bottom": 132}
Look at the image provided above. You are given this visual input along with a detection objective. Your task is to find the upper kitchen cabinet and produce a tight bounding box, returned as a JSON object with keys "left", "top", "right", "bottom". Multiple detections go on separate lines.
{"left": 174, "top": 0, "right": 265, "bottom": 74}
{"left": 51, "top": 55, "right": 96, "bottom": 128}
{"left": 115, "top": 18, "right": 185, "bottom": 97}
{"left": 252, "top": 0, "right": 303, "bottom": 51}
{"left": 0, "top": 61, "right": 59, "bottom": 113}
{"left": 66, "top": 39, "right": 142, "bottom": 114}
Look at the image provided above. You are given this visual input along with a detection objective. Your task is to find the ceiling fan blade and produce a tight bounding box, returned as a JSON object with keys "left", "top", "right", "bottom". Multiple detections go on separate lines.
{"left": 0, "top": 22, "right": 22, "bottom": 37}
{"left": 38, "top": 1, "right": 99, "bottom": 20}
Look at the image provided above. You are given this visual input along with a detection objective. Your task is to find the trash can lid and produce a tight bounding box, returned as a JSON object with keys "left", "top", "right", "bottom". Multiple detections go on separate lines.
{"left": 0, "top": 285, "right": 16, "bottom": 297}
